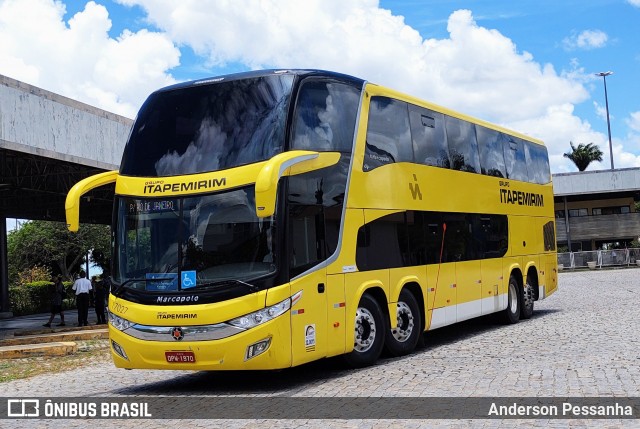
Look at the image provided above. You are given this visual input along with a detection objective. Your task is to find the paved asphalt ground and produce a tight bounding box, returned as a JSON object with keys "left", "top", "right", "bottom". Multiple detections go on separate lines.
{"left": 1, "top": 268, "right": 640, "bottom": 428}
{"left": 0, "top": 308, "right": 103, "bottom": 339}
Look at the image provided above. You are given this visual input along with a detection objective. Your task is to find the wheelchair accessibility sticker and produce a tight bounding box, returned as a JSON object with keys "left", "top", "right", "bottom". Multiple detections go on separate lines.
{"left": 181, "top": 271, "right": 196, "bottom": 289}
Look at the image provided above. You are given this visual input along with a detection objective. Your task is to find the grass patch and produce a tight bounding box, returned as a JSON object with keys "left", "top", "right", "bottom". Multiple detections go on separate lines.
{"left": 0, "top": 340, "right": 111, "bottom": 383}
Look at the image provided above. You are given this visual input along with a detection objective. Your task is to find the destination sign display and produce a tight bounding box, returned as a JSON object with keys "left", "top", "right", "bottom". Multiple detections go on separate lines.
{"left": 128, "top": 200, "right": 177, "bottom": 215}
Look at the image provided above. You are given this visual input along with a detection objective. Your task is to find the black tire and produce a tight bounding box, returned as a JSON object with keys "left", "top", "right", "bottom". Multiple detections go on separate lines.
{"left": 502, "top": 275, "right": 521, "bottom": 324}
{"left": 343, "top": 294, "right": 386, "bottom": 368}
{"left": 521, "top": 280, "right": 535, "bottom": 319}
{"left": 384, "top": 289, "right": 422, "bottom": 357}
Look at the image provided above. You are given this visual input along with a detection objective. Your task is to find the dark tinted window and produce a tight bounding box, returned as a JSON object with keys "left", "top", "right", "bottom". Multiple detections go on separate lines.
{"left": 569, "top": 209, "right": 587, "bottom": 217}
{"left": 355, "top": 211, "right": 509, "bottom": 271}
{"left": 441, "top": 212, "right": 470, "bottom": 262}
{"left": 409, "top": 106, "right": 450, "bottom": 168}
{"left": 525, "top": 141, "right": 551, "bottom": 184}
{"left": 121, "top": 75, "right": 294, "bottom": 177}
{"left": 543, "top": 221, "right": 556, "bottom": 251}
{"left": 363, "top": 97, "right": 413, "bottom": 171}
{"left": 504, "top": 137, "right": 529, "bottom": 181}
{"left": 471, "top": 215, "right": 509, "bottom": 259}
{"left": 424, "top": 212, "right": 444, "bottom": 264}
{"left": 356, "top": 212, "right": 406, "bottom": 270}
{"left": 406, "top": 211, "right": 427, "bottom": 265}
{"left": 289, "top": 204, "right": 325, "bottom": 277}
{"left": 476, "top": 126, "right": 507, "bottom": 178}
{"left": 445, "top": 116, "right": 480, "bottom": 173}
{"left": 291, "top": 80, "right": 361, "bottom": 153}
{"left": 287, "top": 155, "right": 351, "bottom": 278}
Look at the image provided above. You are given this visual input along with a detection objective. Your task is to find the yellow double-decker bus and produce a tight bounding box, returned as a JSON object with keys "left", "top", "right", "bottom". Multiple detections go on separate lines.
{"left": 66, "top": 69, "right": 557, "bottom": 370}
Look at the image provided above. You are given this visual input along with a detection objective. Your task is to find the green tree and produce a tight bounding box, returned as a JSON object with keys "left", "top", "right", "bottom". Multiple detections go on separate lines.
{"left": 563, "top": 141, "right": 604, "bottom": 171}
{"left": 7, "top": 221, "right": 110, "bottom": 283}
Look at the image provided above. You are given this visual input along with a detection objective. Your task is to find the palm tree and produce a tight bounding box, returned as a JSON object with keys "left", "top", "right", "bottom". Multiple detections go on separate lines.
{"left": 563, "top": 142, "right": 604, "bottom": 171}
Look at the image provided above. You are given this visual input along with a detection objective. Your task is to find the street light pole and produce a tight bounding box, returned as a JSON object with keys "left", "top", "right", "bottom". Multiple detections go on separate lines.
{"left": 596, "top": 71, "right": 614, "bottom": 170}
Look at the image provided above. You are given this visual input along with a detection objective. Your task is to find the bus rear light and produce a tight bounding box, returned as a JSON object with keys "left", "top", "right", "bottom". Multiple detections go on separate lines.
{"left": 245, "top": 337, "right": 272, "bottom": 361}
{"left": 111, "top": 340, "right": 129, "bottom": 360}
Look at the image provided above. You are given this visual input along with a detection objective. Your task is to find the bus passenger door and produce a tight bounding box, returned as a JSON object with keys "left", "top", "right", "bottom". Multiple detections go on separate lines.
{"left": 442, "top": 213, "right": 480, "bottom": 322}
{"left": 424, "top": 214, "right": 456, "bottom": 329}
{"left": 288, "top": 204, "right": 328, "bottom": 366}
{"left": 426, "top": 263, "right": 456, "bottom": 329}
{"left": 455, "top": 260, "right": 482, "bottom": 321}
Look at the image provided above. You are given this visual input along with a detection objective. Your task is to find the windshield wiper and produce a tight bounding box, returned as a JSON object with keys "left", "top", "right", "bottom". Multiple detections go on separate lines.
{"left": 111, "top": 276, "right": 176, "bottom": 297}
{"left": 194, "top": 279, "right": 260, "bottom": 292}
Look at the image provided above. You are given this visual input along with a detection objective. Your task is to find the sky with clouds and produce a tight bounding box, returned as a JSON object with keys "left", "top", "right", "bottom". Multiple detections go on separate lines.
{"left": 1, "top": 0, "right": 639, "bottom": 174}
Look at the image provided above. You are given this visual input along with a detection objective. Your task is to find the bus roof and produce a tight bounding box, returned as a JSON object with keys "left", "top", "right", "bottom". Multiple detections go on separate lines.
{"left": 155, "top": 69, "right": 365, "bottom": 94}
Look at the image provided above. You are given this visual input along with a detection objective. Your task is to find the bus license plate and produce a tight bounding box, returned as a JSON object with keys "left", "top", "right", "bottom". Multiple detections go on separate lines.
{"left": 165, "top": 351, "right": 196, "bottom": 363}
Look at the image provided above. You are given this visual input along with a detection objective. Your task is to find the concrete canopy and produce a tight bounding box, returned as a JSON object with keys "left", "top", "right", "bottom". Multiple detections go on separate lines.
{"left": 0, "top": 148, "right": 114, "bottom": 224}
{"left": 0, "top": 74, "right": 133, "bottom": 314}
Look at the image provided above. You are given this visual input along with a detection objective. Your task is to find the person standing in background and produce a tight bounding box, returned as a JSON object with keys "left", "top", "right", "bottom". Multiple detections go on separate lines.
{"left": 43, "top": 275, "right": 66, "bottom": 327}
{"left": 72, "top": 271, "right": 92, "bottom": 326}
{"left": 94, "top": 279, "right": 107, "bottom": 324}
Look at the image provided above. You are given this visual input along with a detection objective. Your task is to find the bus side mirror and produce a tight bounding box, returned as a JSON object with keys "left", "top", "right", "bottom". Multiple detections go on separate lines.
{"left": 254, "top": 151, "right": 340, "bottom": 218}
{"left": 65, "top": 170, "right": 119, "bottom": 232}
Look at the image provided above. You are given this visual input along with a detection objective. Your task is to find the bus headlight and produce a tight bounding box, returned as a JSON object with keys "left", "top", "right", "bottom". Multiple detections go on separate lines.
{"left": 228, "top": 295, "right": 296, "bottom": 330}
{"left": 109, "top": 312, "right": 132, "bottom": 331}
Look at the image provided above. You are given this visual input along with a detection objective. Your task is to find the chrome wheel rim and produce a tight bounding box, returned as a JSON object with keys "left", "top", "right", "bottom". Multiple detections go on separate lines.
{"left": 354, "top": 307, "right": 377, "bottom": 353}
{"left": 509, "top": 283, "right": 518, "bottom": 314}
{"left": 391, "top": 301, "right": 414, "bottom": 343}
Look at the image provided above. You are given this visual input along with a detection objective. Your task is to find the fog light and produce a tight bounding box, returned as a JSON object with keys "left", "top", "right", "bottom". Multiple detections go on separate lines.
{"left": 245, "top": 337, "right": 272, "bottom": 361}
{"left": 111, "top": 340, "right": 129, "bottom": 360}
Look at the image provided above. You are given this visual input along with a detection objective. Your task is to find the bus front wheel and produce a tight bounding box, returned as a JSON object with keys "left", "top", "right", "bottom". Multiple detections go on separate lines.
{"left": 344, "top": 294, "right": 386, "bottom": 368}
{"left": 502, "top": 275, "right": 521, "bottom": 324}
{"left": 384, "top": 289, "right": 422, "bottom": 357}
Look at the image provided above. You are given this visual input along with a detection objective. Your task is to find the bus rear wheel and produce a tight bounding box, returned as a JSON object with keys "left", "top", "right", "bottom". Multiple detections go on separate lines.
{"left": 521, "top": 281, "right": 534, "bottom": 319}
{"left": 502, "top": 275, "right": 521, "bottom": 324}
{"left": 384, "top": 289, "right": 422, "bottom": 357}
{"left": 343, "top": 294, "right": 386, "bottom": 368}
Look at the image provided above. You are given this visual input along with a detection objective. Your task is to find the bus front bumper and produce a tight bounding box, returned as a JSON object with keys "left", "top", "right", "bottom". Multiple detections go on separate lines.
{"left": 108, "top": 314, "right": 292, "bottom": 370}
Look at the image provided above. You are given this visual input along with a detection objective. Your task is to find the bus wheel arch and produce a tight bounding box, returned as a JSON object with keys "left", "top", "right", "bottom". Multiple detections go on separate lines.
{"left": 384, "top": 284, "right": 424, "bottom": 357}
{"left": 343, "top": 289, "right": 387, "bottom": 368}
{"left": 521, "top": 266, "right": 538, "bottom": 319}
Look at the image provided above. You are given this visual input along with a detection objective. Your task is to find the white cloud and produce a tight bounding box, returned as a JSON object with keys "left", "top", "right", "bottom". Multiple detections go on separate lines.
{"left": 0, "top": 0, "right": 180, "bottom": 117}
{"left": 115, "top": 3, "right": 587, "bottom": 121}
{"left": 2, "top": 0, "right": 639, "bottom": 173}
{"left": 593, "top": 101, "right": 612, "bottom": 122}
{"left": 627, "top": 112, "right": 640, "bottom": 133}
{"left": 563, "top": 29, "right": 608, "bottom": 50}
{"left": 628, "top": 0, "right": 640, "bottom": 7}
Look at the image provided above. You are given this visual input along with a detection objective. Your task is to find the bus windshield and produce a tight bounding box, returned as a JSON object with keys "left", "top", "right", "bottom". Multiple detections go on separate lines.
{"left": 113, "top": 186, "right": 276, "bottom": 292}
{"left": 120, "top": 74, "right": 294, "bottom": 177}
